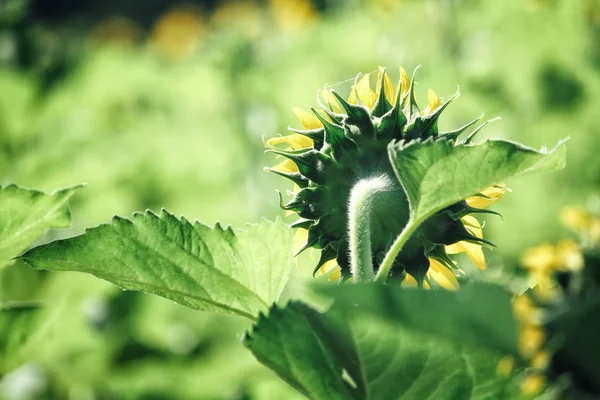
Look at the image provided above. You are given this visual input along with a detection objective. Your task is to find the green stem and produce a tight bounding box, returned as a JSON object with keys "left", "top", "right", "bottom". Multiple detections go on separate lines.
{"left": 374, "top": 218, "right": 419, "bottom": 283}
{"left": 349, "top": 177, "right": 391, "bottom": 283}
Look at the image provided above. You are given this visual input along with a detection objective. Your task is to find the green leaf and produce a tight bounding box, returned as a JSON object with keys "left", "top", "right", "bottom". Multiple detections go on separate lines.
{"left": 388, "top": 138, "right": 567, "bottom": 223}
{"left": 20, "top": 211, "right": 293, "bottom": 320}
{"left": 0, "top": 303, "right": 58, "bottom": 373}
{"left": 245, "top": 303, "right": 360, "bottom": 400}
{"left": 321, "top": 282, "right": 520, "bottom": 357}
{"left": 245, "top": 299, "right": 518, "bottom": 400}
{"left": 0, "top": 184, "right": 82, "bottom": 268}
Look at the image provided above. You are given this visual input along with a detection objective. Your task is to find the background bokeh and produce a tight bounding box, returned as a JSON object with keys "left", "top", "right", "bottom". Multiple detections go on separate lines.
{"left": 0, "top": 0, "right": 599, "bottom": 398}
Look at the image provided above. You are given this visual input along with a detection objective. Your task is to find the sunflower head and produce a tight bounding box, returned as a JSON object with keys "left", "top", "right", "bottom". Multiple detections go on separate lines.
{"left": 265, "top": 66, "right": 505, "bottom": 286}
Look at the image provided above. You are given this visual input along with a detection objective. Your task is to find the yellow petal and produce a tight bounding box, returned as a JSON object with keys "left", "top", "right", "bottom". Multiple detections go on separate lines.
{"left": 292, "top": 107, "right": 323, "bottom": 130}
{"left": 328, "top": 266, "right": 341, "bottom": 282}
{"left": 465, "top": 183, "right": 507, "bottom": 209}
{"left": 401, "top": 273, "right": 418, "bottom": 288}
{"left": 463, "top": 241, "right": 486, "bottom": 270}
{"left": 266, "top": 133, "right": 313, "bottom": 150}
{"left": 446, "top": 240, "right": 486, "bottom": 270}
{"left": 427, "top": 259, "right": 459, "bottom": 291}
{"left": 422, "top": 89, "right": 441, "bottom": 116}
{"left": 401, "top": 273, "right": 430, "bottom": 289}
{"left": 399, "top": 66, "right": 410, "bottom": 98}
{"left": 445, "top": 216, "right": 486, "bottom": 270}
{"left": 376, "top": 66, "right": 395, "bottom": 105}
{"left": 349, "top": 73, "right": 377, "bottom": 109}
{"left": 293, "top": 228, "right": 308, "bottom": 254}
{"left": 317, "top": 259, "right": 341, "bottom": 282}
{"left": 320, "top": 89, "right": 342, "bottom": 113}
{"left": 271, "top": 159, "right": 298, "bottom": 173}
{"left": 462, "top": 215, "right": 483, "bottom": 238}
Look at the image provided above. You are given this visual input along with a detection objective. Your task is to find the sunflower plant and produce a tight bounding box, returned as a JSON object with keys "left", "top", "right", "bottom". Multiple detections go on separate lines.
{"left": 1, "top": 66, "right": 583, "bottom": 399}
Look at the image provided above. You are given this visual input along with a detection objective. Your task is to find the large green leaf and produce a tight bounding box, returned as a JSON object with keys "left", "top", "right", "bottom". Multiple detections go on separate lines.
{"left": 245, "top": 299, "right": 518, "bottom": 400}
{"left": 321, "top": 282, "right": 520, "bottom": 357}
{"left": 21, "top": 211, "right": 293, "bottom": 320}
{"left": 245, "top": 303, "right": 360, "bottom": 400}
{"left": 388, "top": 138, "right": 567, "bottom": 223}
{"left": 0, "top": 184, "right": 82, "bottom": 268}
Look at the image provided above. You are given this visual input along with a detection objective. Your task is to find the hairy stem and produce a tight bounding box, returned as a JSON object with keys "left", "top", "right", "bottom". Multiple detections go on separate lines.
{"left": 349, "top": 176, "right": 391, "bottom": 283}
{"left": 374, "top": 218, "right": 419, "bottom": 283}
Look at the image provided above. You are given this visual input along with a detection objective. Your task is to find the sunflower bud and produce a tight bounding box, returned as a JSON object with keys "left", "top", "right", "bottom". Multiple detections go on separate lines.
{"left": 265, "top": 66, "right": 505, "bottom": 286}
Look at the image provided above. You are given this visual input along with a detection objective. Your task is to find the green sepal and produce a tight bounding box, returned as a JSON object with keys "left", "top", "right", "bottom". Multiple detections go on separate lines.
{"left": 265, "top": 146, "right": 331, "bottom": 184}
{"left": 463, "top": 117, "right": 501, "bottom": 144}
{"left": 294, "top": 227, "right": 321, "bottom": 257}
{"left": 264, "top": 167, "right": 309, "bottom": 188}
{"left": 312, "top": 245, "right": 338, "bottom": 277}
{"left": 310, "top": 107, "right": 349, "bottom": 160}
{"left": 445, "top": 201, "right": 503, "bottom": 221}
{"left": 439, "top": 114, "right": 483, "bottom": 142}
{"left": 329, "top": 90, "right": 370, "bottom": 124}
{"left": 419, "top": 213, "right": 495, "bottom": 248}
{"left": 423, "top": 239, "right": 459, "bottom": 272}
{"left": 403, "top": 66, "right": 421, "bottom": 122}
{"left": 329, "top": 90, "right": 376, "bottom": 139}
{"left": 371, "top": 67, "right": 393, "bottom": 118}
{"left": 335, "top": 241, "right": 352, "bottom": 282}
{"left": 316, "top": 95, "right": 346, "bottom": 125}
{"left": 289, "top": 218, "right": 314, "bottom": 230}
{"left": 377, "top": 88, "right": 407, "bottom": 140}
{"left": 405, "top": 88, "right": 460, "bottom": 140}
{"left": 395, "top": 235, "right": 430, "bottom": 286}
{"left": 287, "top": 126, "right": 325, "bottom": 147}
{"left": 284, "top": 187, "right": 327, "bottom": 220}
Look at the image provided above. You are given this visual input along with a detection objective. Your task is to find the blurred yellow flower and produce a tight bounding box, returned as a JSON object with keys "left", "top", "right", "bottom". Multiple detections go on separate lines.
{"left": 90, "top": 16, "right": 142, "bottom": 47}
{"left": 531, "top": 350, "right": 550, "bottom": 370}
{"left": 366, "top": 0, "right": 403, "bottom": 13}
{"left": 513, "top": 294, "right": 541, "bottom": 324}
{"left": 522, "top": 239, "right": 584, "bottom": 273}
{"left": 519, "top": 325, "right": 545, "bottom": 357}
{"left": 268, "top": 0, "right": 317, "bottom": 32}
{"left": 495, "top": 355, "right": 515, "bottom": 377}
{"left": 211, "top": 0, "right": 264, "bottom": 39}
{"left": 149, "top": 4, "right": 206, "bottom": 61}
{"left": 521, "top": 373, "right": 546, "bottom": 396}
{"left": 520, "top": 239, "right": 583, "bottom": 301}
{"left": 561, "top": 206, "right": 600, "bottom": 243}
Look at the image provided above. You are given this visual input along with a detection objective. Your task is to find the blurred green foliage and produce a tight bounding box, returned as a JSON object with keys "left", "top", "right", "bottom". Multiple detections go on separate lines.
{"left": 1, "top": 0, "right": 599, "bottom": 398}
